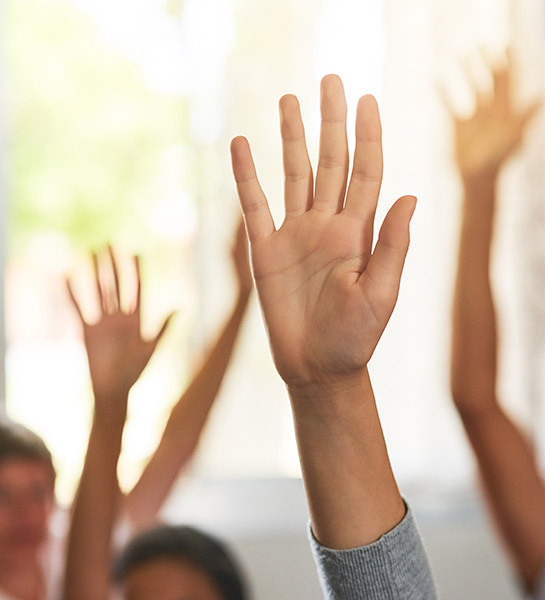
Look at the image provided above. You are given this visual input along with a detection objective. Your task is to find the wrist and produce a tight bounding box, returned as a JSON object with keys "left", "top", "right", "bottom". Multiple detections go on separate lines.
{"left": 287, "top": 369, "right": 373, "bottom": 419}
{"left": 92, "top": 392, "right": 129, "bottom": 430}
{"left": 461, "top": 169, "right": 499, "bottom": 195}
{"left": 461, "top": 173, "right": 498, "bottom": 222}
{"left": 92, "top": 383, "right": 132, "bottom": 402}
{"left": 89, "top": 413, "right": 126, "bottom": 455}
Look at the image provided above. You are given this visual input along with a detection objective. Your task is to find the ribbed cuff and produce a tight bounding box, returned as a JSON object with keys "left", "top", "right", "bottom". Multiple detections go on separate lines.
{"left": 309, "top": 504, "right": 437, "bottom": 599}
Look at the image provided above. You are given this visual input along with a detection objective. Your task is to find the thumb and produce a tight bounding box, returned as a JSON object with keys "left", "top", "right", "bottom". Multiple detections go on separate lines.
{"left": 361, "top": 195, "right": 416, "bottom": 309}
{"left": 65, "top": 276, "right": 87, "bottom": 325}
{"left": 151, "top": 312, "right": 176, "bottom": 348}
{"left": 520, "top": 99, "right": 543, "bottom": 131}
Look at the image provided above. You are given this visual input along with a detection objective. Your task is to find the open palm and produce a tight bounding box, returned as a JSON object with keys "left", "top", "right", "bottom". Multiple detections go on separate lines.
{"left": 452, "top": 55, "right": 541, "bottom": 178}
{"left": 231, "top": 75, "right": 415, "bottom": 388}
{"left": 67, "top": 249, "right": 171, "bottom": 402}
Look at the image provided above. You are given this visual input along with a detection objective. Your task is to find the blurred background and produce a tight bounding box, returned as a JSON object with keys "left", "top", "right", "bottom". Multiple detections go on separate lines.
{"left": 1, "top": 0, "right": 545, "bottom": 597}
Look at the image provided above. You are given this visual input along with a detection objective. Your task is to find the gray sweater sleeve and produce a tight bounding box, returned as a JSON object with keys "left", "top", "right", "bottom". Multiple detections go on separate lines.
{"left": 309, "top": 506, "right": 438, "bottom": 599}
{"left": 530, "top": 566, "right": 545, "bottom": 600}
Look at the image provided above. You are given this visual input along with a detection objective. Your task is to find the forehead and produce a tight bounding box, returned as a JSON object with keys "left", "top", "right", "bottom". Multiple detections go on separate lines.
{"left": 0, "top": 458, "right": 55, "bottom": 490}
{"left": 123, "top": 557, "right": 224, "bottom": 600}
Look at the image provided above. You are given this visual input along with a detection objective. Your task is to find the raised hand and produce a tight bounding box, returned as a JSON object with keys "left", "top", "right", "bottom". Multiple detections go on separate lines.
{"left": 449, "top": 54, "right": 545, "bottom": 592}
{"left": 231, "top": 75, "right": 415, "bottom": 390}
{"left": 66, "top": 248, "right": 172, "bottom": 406}
{"left": 449, "top": 53, "right": 541, "bottom": 180}
{"left": 228, "top": 75, "right": 435, "bottom": 573}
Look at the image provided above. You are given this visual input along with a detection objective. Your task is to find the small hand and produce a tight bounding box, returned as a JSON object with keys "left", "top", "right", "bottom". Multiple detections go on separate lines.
{"left": 449, "top": 53, "right": 541, "bottom": 179}
{"left": 231, "top": 75, "right": 415, "bottom": 390}
{"left": 67, "top": 248, "right": 172, "bottom": 408}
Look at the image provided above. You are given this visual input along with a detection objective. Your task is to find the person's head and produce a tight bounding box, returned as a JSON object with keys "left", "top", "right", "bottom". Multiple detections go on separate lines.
{"left": 114, "top": 524, "right": 248, "bottom": 600}
{"left": 0, "top": 420, "right": 56, "bottom": 563}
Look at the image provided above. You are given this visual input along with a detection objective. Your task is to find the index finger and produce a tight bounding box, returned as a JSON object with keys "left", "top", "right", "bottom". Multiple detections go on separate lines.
{"left": 230, "top": 136, "right": 275, "bottom": 242}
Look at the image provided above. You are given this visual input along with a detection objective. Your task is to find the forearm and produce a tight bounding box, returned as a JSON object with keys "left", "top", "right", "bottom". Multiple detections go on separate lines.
{"left": 125, "top": 289, "right": 251, "bottom": 527}
{"left": 452, "top": 175, "right": 545, "bottom": 588}
{"left": 463, "top": 405, "right": 545, "bottom": 588}
{"left": 289, "top": 369, "right": 405, "bottom": 549}
{"left": 451, "top": 173, "right": 499, "bottom": 416}
{"left": 64, "top": 407, "right": 126, "bottom": 600}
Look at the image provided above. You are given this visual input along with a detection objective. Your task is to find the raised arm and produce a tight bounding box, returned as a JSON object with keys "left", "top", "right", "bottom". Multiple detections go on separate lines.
{"left": 124, "top": 220, "right": 252, "bottom": 529}
{"left": 231, "top": 75, "right": 436, "bottom": 598}
{"left": 449, "top": 56, "right": 545, "bottom": 589}
{"left": 64, "top": 249, "right": 170, "bottom": 600}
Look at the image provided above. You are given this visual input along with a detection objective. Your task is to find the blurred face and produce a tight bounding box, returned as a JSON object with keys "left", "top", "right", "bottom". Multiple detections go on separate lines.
{"left": 122, "top": 557, "right": 224, "bottom": 600}
{"left": 0, "top": 458, "right": 55, "bottom": 564}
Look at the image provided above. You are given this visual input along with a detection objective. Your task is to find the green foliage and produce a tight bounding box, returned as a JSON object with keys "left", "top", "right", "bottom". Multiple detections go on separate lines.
{"left": 4, "top": 0, "right": 189, "bottom": 253}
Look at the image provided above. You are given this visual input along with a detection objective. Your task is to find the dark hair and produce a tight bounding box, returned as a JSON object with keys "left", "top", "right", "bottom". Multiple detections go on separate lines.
{"left": 114, "top": 524, "right": 248, "bottom": 600}
{"left": 0, "top": 419, "right": 55, "bottom": 477}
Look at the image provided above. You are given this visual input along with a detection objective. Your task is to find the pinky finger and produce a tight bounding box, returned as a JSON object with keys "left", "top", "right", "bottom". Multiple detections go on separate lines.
{"left": 230, "top": 136, "right": 275, "bottom": 242}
